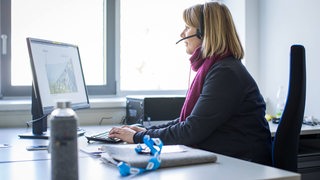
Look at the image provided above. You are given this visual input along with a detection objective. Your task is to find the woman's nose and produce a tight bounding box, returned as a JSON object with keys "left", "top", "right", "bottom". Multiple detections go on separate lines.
{"left": 180, "top": 31, "right": 184, "bottom": 38}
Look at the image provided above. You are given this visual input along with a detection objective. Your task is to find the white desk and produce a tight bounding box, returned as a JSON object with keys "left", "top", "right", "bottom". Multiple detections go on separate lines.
{"left": 0, "top": 125, "right": 303, "bottom": 180}
{"left": 269, "top": 121, "right": 320, "bottom": 136}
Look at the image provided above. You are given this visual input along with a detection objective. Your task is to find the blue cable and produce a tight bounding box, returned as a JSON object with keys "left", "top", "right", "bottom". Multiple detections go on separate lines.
{"left": 118, "top": 135, "right": 163, "bottom": 176}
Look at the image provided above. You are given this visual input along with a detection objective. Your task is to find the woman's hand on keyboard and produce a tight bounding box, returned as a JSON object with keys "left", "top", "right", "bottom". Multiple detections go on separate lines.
{"left": 108, "top": 127, "right": 136, "bottom": 144}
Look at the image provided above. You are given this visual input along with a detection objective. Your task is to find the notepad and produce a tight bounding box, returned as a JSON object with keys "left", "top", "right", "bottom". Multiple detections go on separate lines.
{"left": 100, "top": 144, "right": 217, "bottom": 168}
{"left": 80, "top": 145, "right": 105, "bottom": 156}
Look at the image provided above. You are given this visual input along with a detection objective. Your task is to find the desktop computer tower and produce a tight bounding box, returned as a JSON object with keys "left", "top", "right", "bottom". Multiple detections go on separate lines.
{"left": 125, "top": 95, "right": 185, "bottom": 125}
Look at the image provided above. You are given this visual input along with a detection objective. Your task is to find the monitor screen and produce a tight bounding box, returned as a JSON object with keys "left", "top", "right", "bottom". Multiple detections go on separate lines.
{"left": 22, "top": 37, "right": 90, "bottom": 138}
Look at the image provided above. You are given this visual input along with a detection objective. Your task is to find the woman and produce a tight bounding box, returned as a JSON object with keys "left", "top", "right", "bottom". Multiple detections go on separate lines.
{"left": 109, "top": 2, "right": 272, "bottom": 166}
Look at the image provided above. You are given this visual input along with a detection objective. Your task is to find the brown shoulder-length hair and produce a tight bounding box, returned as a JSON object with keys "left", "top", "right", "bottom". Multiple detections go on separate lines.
{"left": 183, "top": 2, "right": 244, "bottom": 60}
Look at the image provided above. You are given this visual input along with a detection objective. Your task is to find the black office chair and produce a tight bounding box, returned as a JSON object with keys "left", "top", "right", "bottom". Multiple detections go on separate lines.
{"left": 272, "top": 44, "right": 306, "bottom": 172}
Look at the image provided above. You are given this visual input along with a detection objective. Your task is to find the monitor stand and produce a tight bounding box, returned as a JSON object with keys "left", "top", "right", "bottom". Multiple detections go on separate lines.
{"left": 18, "top": 128, "right": 86, "bottom": 139}
{"left": 18, "top": 131, "right": 51, "bottom": 139}
{"left": 20, "top": 87, "right": 86, "bottom": 139}
{"left": 19, "top": 87, "right": 50, "bottom": 139}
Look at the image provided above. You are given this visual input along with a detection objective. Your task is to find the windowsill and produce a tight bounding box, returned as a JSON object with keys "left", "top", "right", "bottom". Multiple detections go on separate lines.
{"left": 0, "top": 96, "right": 127, "bottom": 111}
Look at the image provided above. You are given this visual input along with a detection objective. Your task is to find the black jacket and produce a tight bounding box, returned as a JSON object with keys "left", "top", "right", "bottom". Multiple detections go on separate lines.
{"left": 133, "top": 56, "right": 272, "bottom": 166}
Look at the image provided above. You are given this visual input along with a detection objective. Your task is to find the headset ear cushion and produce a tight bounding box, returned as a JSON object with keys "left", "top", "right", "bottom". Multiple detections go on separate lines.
{"left": 196, "top": 29, "right": 202, "bottom": 39}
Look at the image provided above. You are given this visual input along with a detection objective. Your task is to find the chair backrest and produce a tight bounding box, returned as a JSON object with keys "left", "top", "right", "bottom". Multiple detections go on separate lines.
{"left": 272, "top": 44, "right": 306, "bottom": 172}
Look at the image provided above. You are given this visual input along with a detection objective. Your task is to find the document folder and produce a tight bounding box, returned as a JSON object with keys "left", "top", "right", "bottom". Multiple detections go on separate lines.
{"left": 100, "top": 144, "right": 217, "bottom": 168}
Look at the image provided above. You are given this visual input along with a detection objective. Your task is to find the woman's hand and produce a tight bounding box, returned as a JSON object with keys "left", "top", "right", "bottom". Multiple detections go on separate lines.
{"left": 108, "top": 126, "right": 136, "bottom": 144}
{"left": 109, "top": 124, "right": 147, "bottom": 144}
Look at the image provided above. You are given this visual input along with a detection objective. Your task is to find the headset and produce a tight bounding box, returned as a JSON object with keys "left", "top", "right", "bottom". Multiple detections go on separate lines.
{"left": 176, "top": 4, "right": 205, "bottom": 44}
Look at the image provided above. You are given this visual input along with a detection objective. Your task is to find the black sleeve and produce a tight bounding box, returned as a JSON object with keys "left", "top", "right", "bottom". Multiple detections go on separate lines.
{"left": 134, "top": 63, "right": 245, "bottom": 145}
{"left": 146, "top": 118, "right": 180, "bottom": 129}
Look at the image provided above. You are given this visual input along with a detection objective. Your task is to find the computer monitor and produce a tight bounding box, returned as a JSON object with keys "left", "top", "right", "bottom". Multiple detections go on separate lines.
{"left": 19, "top": 37, "right": 90, "bottom": 139}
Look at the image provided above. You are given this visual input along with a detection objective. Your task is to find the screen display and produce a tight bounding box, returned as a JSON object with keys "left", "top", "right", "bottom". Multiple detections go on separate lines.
{"left": 27, "top": 38, "right": 90, "bottom": 115}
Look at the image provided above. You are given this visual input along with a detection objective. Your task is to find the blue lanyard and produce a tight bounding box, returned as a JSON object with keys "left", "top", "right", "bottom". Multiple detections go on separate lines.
{"left": 118, "top": 135, "right": 163, "bottom": 176}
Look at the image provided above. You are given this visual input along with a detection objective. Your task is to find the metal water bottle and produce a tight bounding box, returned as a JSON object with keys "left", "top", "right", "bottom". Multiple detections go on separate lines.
{"left": 50, "top": 101, "right": 78, "bottom": 180}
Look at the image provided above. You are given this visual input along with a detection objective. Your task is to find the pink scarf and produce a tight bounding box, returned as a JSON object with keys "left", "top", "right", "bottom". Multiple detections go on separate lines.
{"left": 179, "top": 47, "right": 230, "bottom": 122}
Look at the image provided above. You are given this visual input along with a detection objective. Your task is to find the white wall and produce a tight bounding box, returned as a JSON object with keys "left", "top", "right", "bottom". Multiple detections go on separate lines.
{"left": 226, "top": 0, "right": 320, "bottom": 118}
{"left": 258, "top": 0, "right": 320, "bottom": 118}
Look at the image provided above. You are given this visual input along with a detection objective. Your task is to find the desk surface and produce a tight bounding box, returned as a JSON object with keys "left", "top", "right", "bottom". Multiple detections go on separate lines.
{"left": 0, "top": 125, "right": 305, "bottom": 180}
{"left": 269, "top": 121, "right": 320, "bottom": 136}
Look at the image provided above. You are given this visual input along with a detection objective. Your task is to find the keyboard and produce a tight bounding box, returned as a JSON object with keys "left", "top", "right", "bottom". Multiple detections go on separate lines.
{"left": 85, "top": 131, "right": 122, "bottom": 143}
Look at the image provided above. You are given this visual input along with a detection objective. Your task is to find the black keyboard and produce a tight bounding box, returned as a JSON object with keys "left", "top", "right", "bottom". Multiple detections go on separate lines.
{"left": 85, "top": 131, "right": 122, "bottom": 143}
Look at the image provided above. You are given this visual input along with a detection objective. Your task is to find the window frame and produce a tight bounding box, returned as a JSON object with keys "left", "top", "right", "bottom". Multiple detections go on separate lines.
{"left": 0, "top": 0, "right": 116, "bottom": 97}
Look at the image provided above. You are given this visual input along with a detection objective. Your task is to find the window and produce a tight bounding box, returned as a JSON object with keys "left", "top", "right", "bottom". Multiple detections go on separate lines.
{"left": 0, "top": 0, "right": 116, "bottom": 96}
{"left": 1, "top": 0, "right": 208, "bottom": 97}
{"left": 12, "top": 0, "right": 105, "bottom": 86}
{"left": 119, "top": 0, "right": 202, "bottom": 94}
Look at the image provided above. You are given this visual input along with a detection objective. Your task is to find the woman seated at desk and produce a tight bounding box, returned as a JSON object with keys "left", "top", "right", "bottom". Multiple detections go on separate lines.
{"left": 109, "top": 1, "right": 272, "bottom": 166}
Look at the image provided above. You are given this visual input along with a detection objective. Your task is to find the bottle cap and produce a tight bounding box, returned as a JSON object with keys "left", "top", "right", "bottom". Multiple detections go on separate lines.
{"left": 56, "top": 101, "right": 72, "bottom": 109}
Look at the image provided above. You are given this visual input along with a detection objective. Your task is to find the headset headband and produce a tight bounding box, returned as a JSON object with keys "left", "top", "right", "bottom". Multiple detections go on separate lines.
{"left": 197, "top": 5, "right": 205, "bottom": 39}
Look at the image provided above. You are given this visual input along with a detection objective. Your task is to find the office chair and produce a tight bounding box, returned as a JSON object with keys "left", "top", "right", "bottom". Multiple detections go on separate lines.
{"left": 272, "top": 44, "right": 306, "bottom": 172}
